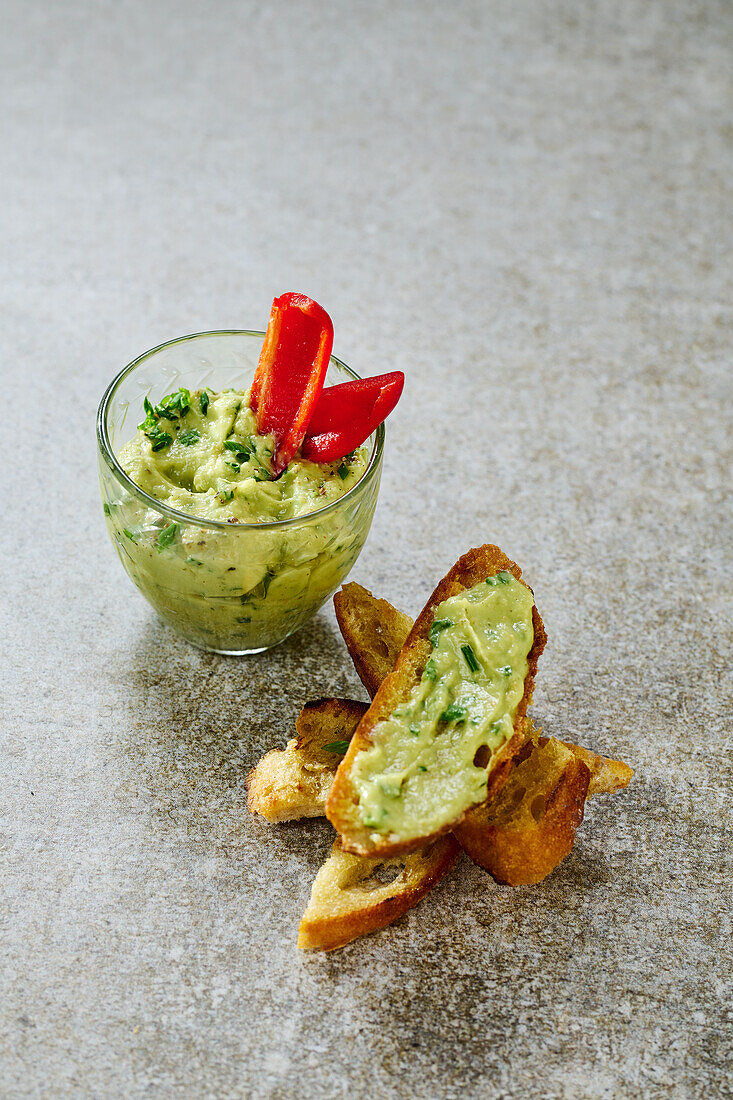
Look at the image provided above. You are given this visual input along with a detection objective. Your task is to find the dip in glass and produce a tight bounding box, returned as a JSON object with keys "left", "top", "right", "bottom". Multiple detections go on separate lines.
{"left": 97, "top": 331, "right": 384, "bottom": 654}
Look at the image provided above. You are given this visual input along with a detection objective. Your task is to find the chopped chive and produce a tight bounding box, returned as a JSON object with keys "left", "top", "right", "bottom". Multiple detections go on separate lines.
{"left": 123, "top": 528, "right": 138, "bottom": 542}
{"left": 337, "top": 462, "right": 349, "bottom": 479}
{"left": 440, "top": 702, "right": 467, "bottom": 724}
{"left": 199, "top": 390, "right": 209, "bottom": 415}
{"left": 219, "top": 489, "right": 234, "bottom": 502}
{"left": 429, "top": 618, "right": 453, "bottom": 647}
{"left": 322, "top": 740, "right": 350, "bottom": 754}
{"left": 461, "top": 644, "right": 481, "bottom": 673}
{"left": 423, "top": 659, "right": 438, "bottom": 681}
{"left": 223, "top": 440, "right": 252, "bottom": 462}
{"left": 417, "top": 765, "right": 428, "bottom": 772}
{"left": 103, "top": 502, "right": 112, "bottom": 516}
{"left": 179, "top": 428, "right": 200, "bottom": 446}
{"left": 496, "top": 571, "right": 512, "bottom": 584}
{"left": 156, "top": 522, "right": 179, "bottom": 551}
{"left": 499, "top": 665, "right": 513, "bottom": 679}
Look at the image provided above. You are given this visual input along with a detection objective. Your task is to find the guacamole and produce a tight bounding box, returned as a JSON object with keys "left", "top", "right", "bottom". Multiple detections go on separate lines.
{"left": 351, "top": 572, "right": 535, "bottom": 840}
{"left": 101, "top": 386, "right": 375, "bottom": 652}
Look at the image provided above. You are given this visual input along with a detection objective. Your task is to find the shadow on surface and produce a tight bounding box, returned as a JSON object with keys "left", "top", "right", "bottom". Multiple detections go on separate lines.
{"left": 107, "top": 609, "right": 362, "bottom": 855}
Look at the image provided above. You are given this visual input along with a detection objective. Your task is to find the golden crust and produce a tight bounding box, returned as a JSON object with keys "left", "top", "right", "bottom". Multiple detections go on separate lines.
{"left": 246, "top": 698, "right": 367, "bottom": 822}
{"left": 297, "top": 835, "right": 461, "bottom": 951}
{"left": 454, "top": 737, "right": 591, "bottom": 885}
{"left": 334, "top": 583, "right": 414, "bottom": 700}
{"left": 559, "top": 740, "right": 634, "bottom": 796}
{"left": 326, "top": 545, "right": 547, "bottom": 857}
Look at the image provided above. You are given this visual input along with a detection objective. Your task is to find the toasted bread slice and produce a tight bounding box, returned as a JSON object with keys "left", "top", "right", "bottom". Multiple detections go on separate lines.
{"left": 333, "top": 582, "right": 632, "bottom": 802}
{"left": 249, "top": 586, "right": 631, "bottom": 831}
{"left": 561, "top": 741, "right": 633, "bottom": 796}
{"left": 247, "top": 698, "right": 367, "bottom": 822}
{"left": 326, "top": 545, "right": 547, "bottom": 857}
{"left": 454, "top": 737, "right": 591, "bottom": 884}
{"left": 297, "top": 835, "right": 461, "bottom": 950}
{"left": 334, "top": 582, "right": 414, "bottom": 699}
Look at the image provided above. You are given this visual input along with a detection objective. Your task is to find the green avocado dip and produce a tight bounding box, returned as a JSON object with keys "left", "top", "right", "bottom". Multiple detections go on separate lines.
{"left": 351, "top": 572, "right": 534, "bottom": 842}
{"left": 102, "top": 386, "right": 374, "bottom": 652}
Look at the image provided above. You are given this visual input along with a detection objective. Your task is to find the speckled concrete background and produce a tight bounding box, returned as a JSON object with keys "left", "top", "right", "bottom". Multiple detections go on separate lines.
{"left": 2, "top": 1, "right": 731, "bottom": 1097}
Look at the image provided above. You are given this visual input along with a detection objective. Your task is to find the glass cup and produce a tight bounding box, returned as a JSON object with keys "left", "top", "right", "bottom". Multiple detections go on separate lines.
{"left": 97, "top": 331, "right": 384, "bottom": 654}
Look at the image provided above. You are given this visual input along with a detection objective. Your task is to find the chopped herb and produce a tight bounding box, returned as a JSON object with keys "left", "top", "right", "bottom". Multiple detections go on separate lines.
{"left": 225, "top": 461, "right": 241, "bottom": 472}
{"left": 440, "top": 702, "right": 467, "bottom": 724}
{"left": 409, "top": 723, "right": 420, "bottom": 736}
{"left": 137, "top": 399, "right": 174, "bottom": 451}
{"left": 199, "top": 390, "right": 209, "bottom": 415}
{"left": 429, "top": 618, "right": 453, "bottom": 647}
{"left": 179, "top": 428, "right": 200, "bottom": 446}
{"left": 490, "top": 720, "right": 504, "bottom": 735}
{"left": 253, "top": 468, "right": 271, "bottom": 482}
{"left": 185, "top": 556, "right": 203, "bottom": 565}
{"left": 486, "top": 576, "right": 498, "bottom": 586}
{"left": 123, "top": 528, "right": 138, "bottom": 541}
{"left": 219, "top": 489, "right": 234, "bottom": 502}
{"left": 417, "top": 765, "right": 428, "bottom": 772}
{"left": 148, "top": 425, "right": 172, "bottom": 451}
{"left": 223, "top": 440, "right": 252, "bottom": 463}
{"left": 155, "top": 388, "right": 191, "bottom": 420}
{"left": 337, "top": 462, "right": 349, "bottom": 480}
{"left": 103, "top": 502, "right": 112, "bottom": 516}
{"left": 497, "top": 571, "right": 512, "bottom": 584}
{"left": 322, "top": 740, "right": 350, "bottom": 755}
{"left": 423, "top": 659, "right": 438, "bottom": 681}
{"left": 499, "top": 665, "right": 513, "bottom": 679}
{"left": 156, "top": 522, "right": 179, "bottom": 551}
{"left": 461, "top": 644, "right": 481, "bottom": 673}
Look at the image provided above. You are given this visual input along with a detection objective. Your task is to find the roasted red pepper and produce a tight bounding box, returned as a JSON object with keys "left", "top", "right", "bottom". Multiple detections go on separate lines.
{"left": 251, "top": 293, "right": 334, "bottom": 473}
{"left": 301, "top": 370, "right": 404, "bottom": 463}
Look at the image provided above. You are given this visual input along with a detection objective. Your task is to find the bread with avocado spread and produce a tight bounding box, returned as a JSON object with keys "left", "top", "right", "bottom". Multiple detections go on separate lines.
{"left": 326, "top": 545, "right": 547, "bottom": 857}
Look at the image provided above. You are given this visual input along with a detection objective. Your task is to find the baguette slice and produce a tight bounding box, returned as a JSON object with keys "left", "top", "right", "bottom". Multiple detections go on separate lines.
{"left": 454, "top": 737, "right": 591, "bottom": 885}
{"left": 326, "top": 545, "right": 547, "bottom": 857}
{"left": 246, "top": 698, "right": 367, "bottom": 822}
{"left": 332, "top": 582, "right": 631, "bottom": 801}
{"left": 297, "top": 835, "right": 460, "bottom": 951}
{"left": 561, "top": 741, "right": 633, "bottom": 796}
{"left": 334, "top": 582, "right": 414, "bottom": 699}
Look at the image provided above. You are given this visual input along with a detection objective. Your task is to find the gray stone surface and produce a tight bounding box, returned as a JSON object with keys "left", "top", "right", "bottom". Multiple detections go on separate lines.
{"left": 2, "top": 1, "right": 731, "bottom": 1096}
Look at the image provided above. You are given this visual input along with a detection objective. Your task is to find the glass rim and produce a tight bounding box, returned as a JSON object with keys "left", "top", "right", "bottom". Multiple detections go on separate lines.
{"left": 96, "top": 329, "right": 385, "bottom": 532}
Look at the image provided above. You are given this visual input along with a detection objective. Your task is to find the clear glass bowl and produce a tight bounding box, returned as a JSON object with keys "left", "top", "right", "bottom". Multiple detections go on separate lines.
{"left": 97, "top": 331, "right": 384, "bottom": 654}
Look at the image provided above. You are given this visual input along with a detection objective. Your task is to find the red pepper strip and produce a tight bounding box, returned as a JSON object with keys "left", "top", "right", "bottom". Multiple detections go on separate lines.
{"left": 300, "top": 371, "right": 404, "bottom": 463}
{"left": 305, "top": 371, "right": 405, "bottom": 436}
{"left": 251, "top": 292, "right": 334, "bottom": 473}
